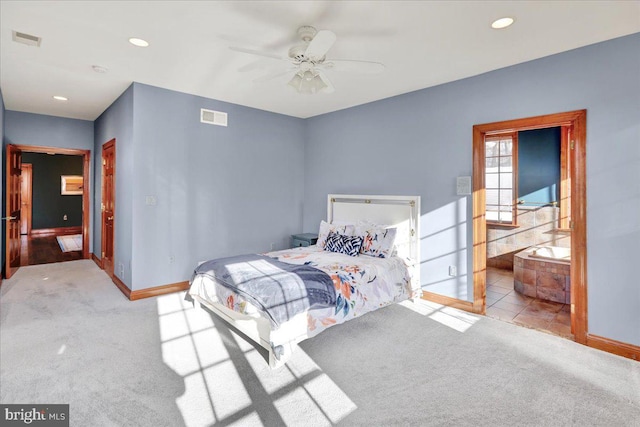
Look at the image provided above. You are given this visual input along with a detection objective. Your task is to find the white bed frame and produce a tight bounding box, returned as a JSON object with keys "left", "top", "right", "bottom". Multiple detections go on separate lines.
{"left": 191, "top": 194, "right": 421, "bottom": 368}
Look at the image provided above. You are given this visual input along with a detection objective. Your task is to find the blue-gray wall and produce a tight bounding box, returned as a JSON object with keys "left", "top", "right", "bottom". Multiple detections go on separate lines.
{"left": 304, "top": 33, "right": 640, "bottom": 346}
{"left": 3, "top": 33, "right": 638, "bottom": 346}
{"left": 94, "top": 85, "right": 134, "bottom": 286}
{"left": 3, "top": 111, "right": 94, "bottom": 252}
{"left": 518, "top": 127, "right": 561, "bottom": 206}
{"left": 94, "top": 83, "right": 306, "bottom": 290}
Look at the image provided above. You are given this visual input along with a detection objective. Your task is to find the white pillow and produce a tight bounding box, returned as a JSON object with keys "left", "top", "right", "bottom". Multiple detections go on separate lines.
{"left": 355, "top": 222, "right": 397, "bottom": 258}
{"left": 317, "top": 220, "right": 355, "bottom": 249}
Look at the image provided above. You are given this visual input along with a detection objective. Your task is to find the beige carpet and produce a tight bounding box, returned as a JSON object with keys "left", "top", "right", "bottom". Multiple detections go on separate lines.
{"left": 1, "top": 260, "right": 639, "bottom": 426}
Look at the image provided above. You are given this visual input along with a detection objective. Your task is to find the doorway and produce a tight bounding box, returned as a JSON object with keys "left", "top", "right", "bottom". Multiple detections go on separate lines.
{"left": 472, "top": 110, "right": 587, "bottom": 344}
{"left": 4, "top": 144, "right": 90, "bottom": 279}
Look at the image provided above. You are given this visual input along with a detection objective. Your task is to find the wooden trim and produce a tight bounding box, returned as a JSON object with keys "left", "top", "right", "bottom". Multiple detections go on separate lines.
{"left": 472, "top": 125, "right": 487, "bottom": 314}
{"left": 20, "top": 163, "right": 33, "bottom": 235}
{"left": 422, "top": 291, "right": 478, "bottom": 314}
{"left": 5, "top": 144, "right": 20, "bottom": 279}
{"left": 559, "top": 126, "right": 571, "bottom": 230}
{"left": 485, "top": 131, "right": 518, "bottom": 226}
{"left": 475, "top": 110, "right": 583, "bottom": 135}
{"left": 571, "top": 111, "right": 588, "bottom": 344}
{"left": 30, "top": 226, "right": 82, "bottom": 236}
{"left": 473, "top": 110, "right": 588, "bottom": 340}
{"left": 101, "top": 139, "right": 115, "bottom": 278}
{"left": 12, "top": 144, "right": 91, "bottom": 260}
{"left": 111, "top": 274, "right": 131, "bottom": 299}
{"left": 587, "top": 334, "right": 640, "bottom": 362}
{"left": 130, "top": 281, "right": 190, "bottom": 301}
{"left": 486, "top": 223, "right": 520, "bottom": 230}
{"left": 82, "top": 150, "right": 91, "bottom": 260}
{"left": 91, "top": 253, "right": 103, "bottom": 269}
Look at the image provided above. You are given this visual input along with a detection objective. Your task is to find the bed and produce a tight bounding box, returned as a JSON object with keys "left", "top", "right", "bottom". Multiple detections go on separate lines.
{"left": 188, "top": 194, "right": 421, "bottom": 368}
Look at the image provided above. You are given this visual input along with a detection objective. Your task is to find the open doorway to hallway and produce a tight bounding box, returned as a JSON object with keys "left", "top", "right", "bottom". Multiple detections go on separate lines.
{"left": 20, "top": 152, "right": 85, "bottom": 266}
{"left": 5, "top": 144, "right": 90, "bottom": 278}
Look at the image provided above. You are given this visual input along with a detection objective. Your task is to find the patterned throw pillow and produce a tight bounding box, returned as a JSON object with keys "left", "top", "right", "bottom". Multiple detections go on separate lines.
{"left": 324, "top": 232, "right": 363, "bottom": 257}
{"left": 355, "top": 223, "right": 398, "bottom": 258}
{"left": 317, "top": 220, "right": 355, "bottom": 248}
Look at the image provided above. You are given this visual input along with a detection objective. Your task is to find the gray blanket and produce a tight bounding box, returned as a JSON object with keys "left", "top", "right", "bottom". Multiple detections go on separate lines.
{"left": 193, "top": 254, "right": 336, "bottom": 327}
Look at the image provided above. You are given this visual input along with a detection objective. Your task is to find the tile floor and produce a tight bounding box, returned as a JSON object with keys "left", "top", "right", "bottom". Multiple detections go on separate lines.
{"left": 485, "top": 267, "right": 573, "bottom": 340}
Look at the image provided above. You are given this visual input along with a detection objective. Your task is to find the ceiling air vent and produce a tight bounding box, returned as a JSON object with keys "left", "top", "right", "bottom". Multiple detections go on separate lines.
{"left": 200, "top": 109, "right": 227, "bottom": 127}
{"left": 12, "top": 30, "right": 42, "bottom": 47}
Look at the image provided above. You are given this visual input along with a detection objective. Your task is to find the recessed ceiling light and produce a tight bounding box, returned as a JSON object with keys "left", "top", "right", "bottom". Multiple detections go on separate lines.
{"left": 53, "top": 95, "right": 68, "bottom": 101}
{"left": 92, "top": 65, "right": 108, "bottom": 73}
{"left": 491, "top": 17, "right": 515, "bottom": 29}
{"left": 128, "top": 37, "right": 149, "bottom": 47}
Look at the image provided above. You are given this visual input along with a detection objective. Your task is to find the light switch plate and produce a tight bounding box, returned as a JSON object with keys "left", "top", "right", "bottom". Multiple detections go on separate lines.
{"left": 456, "top": 176, "right": 472, "bottom": 195}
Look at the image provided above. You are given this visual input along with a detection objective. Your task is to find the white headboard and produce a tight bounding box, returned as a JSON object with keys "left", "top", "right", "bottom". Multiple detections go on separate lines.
{"left": 327, "top": 194, "right": 421, "bottom": 288}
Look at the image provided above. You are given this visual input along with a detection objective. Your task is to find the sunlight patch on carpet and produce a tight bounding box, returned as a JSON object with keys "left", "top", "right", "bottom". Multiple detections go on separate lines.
{"left": 157, "top": 292, "right": 357, "bottom": 426}
{"left": 56, "top": 234, "right": 82, "bottom": 252}
{"left": 399, "top": 299, "right": 480, "bottom": 332}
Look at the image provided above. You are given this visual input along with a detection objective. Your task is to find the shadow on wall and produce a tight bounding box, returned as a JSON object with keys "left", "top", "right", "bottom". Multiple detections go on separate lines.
{"left": 420, "top": 198, "right": 469, "bottom": 300}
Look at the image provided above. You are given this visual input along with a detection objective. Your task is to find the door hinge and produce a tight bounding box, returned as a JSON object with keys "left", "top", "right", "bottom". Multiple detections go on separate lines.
{"left": 569, "top": 220, "right": 574, "bottom": 229}
{"left": 102, "top": 251, "right": 105, "bottom": 258}
{"left": 570, "top": 140, "right": 575, "bottom": 150}
{"left": 101, "top": 203, "right": 105, "bottom": 211}
{"left": 103, "top": 159, "right": 106, "bottom": 165}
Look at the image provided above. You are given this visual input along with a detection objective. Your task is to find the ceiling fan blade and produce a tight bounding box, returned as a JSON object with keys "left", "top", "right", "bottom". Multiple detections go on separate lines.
{"left": 253, "top": 68, "right": 296, "bottom": 83}
{"left": 305, "top": 30, "right": 336, "bottom": 60}
{"left": 238, "top": 59, "right": 280, "bottom": 73}
{"left": 317, "top": 71, "right": 335, "bottom": 94}
{"left": 229, "top": 46, "right": 287, "bottom": 61}
{"left": 321, "top": 59, "right": 385, "bottom": 74}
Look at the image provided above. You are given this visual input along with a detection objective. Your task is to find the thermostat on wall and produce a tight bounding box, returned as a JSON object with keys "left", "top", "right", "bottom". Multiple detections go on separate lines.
{"left": 456, "top": 176, "right": 472, "bottom": 196}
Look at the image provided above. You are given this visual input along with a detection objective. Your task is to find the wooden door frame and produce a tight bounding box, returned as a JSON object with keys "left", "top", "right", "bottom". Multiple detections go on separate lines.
{"left": 5, "top": 145, "right": 22, "bottom": 279}
{"left": 101, "top": 139, "right": 115, "bottom": 278}
{"left": 20, "top": 163, "right": 33, "bottom": 235}
{"left": 11, "top": 145, "right": 91, "bottom": 260}
{"left": 472, "top": 110, "right": 588, "bottom": 344}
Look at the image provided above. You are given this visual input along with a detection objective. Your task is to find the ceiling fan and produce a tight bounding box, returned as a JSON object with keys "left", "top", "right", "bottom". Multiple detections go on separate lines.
{"left": 229, "top": 26, "right": 385, "bottom": 94}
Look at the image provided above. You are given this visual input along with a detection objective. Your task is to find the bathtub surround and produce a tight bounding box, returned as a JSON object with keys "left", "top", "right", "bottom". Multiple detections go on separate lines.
{"left": 514, "top": 247, "right": 571, "bottom": 304}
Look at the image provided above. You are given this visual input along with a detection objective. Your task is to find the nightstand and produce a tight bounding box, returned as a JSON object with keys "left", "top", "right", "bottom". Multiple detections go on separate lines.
{"left": 291, "top": 233, "right": 318, "bottom": 248}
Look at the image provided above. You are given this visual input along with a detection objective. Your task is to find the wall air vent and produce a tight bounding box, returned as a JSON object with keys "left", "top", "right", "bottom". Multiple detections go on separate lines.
{"left": 200, "top": 109, "right": 228, "bottom": 127}
{"left": 12, "top": 30, "right": 42, "bottom": 47}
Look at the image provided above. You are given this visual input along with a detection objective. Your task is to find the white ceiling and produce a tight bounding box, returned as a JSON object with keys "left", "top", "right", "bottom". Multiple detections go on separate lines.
{"left": 1, "top": 1, "right": 639, "bottom": 121}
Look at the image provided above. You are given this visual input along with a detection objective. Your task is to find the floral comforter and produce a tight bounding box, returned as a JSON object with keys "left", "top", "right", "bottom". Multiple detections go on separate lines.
{"left": 190, "top": 245, "right": 415, "bottom": 341}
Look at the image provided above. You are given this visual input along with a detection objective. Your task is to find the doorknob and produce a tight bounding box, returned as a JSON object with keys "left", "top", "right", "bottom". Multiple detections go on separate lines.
{"left": 1, "top": 216, "right": 17, "bottom": 220}
{"left": 108, "top": 216, "right": 113, "bottom": 221}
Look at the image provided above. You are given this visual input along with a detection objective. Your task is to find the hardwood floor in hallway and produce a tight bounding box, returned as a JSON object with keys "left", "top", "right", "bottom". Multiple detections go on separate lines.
{"left": 20, "top": 234, "right": 83, "bottom": 266}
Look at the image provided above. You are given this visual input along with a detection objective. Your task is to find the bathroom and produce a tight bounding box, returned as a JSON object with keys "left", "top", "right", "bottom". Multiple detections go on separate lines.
{"left": 484, "top": 127, "right": 573, "bottom": 338}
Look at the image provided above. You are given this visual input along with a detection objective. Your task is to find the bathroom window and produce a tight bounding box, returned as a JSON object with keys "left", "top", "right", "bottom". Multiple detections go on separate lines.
{"left": 485, "top": 132, "right": 518, "bottom": 225}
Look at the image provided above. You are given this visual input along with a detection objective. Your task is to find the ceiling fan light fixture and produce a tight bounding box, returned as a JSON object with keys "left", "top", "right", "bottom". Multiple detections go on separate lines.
{"left": 288, "top": 70, "right": 327, "bottom": 94}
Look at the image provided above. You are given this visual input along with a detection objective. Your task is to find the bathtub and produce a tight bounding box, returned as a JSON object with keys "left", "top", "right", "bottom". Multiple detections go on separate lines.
{"left": 514, "top": 246, "right": 571, "bottom": 304}
{"left": 529, "top": 246, "right": 571, "bottom": 263}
